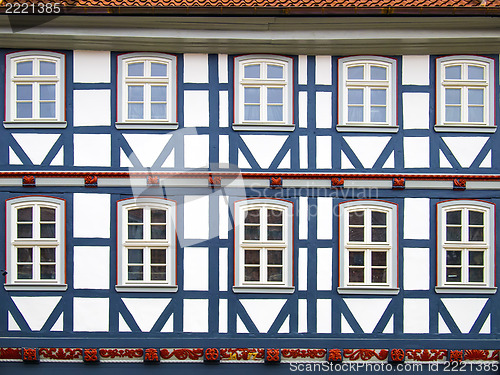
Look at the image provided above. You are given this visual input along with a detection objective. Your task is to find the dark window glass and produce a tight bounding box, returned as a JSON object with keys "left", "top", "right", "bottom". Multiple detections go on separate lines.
{"left": 40, "top": 248, "right": 56, "bottom": 262}
{"left": 244, "top": 226, "right": 260, "bottom": 241}
{"left": 446, "top": 227, "right": 461, "bottom": 241}
{"left": 349, "top": 268, "right": 364, "bottom": 283}
{"left": 372, "top": 251, "right": 387, "bottom": 266}
{"left": 268, "top": 250, "right": 283, "bottom": 265}
{"left": 349, "top": 227, "right": 364, "bottom": 242}
{"left": 151, "top": 249, "right": 166, "bottom": 264}
{"left": 17, "top": 224, "right": 32, "bottom": 238}
{"left": 151, "top": 209, "right": 166, "bottom": 223}
{"left": 349, "top": 251, "right": 364, "bottom": 266}
{"left": 17, "top": 207, "right": 32, "bottom": 222}
{"left": 40, "top": 207, "right": 55, "bottom": 221}
{"left": 446, "top": 210, "right": 461, "bottom": 225}
{"left": 469, "top": 210, "right": 483, "bottom": 225}
{"left": 446, "top": 267, "right": 461, "bottom": 282}
{"left": 469, "top": 251, "right": 484, "bottom": 266}
{"left": 244, "top": 267, "right": 260, "bottom": 281}
{"left": 267, "top": 209, "right": 282, "bottom": 224}
{"left": 128, "top": 208, "right": 143, "bottom": 223}
{"left": 372, "top": 227, "right": 387, "bottom": 242}
{"left": 267, "top": 226, "right": 283, "bottom": 241}
{"left": 151, "top": 266, "right": 166, "bottom": 281}
{"left": 245, "top": 250, "right": 260, "bottom": 265}
{"left": 244, "top": 209, "right": 260, "bottom": 224}
{"left": 469, "top": 227, "right": 484, "bottom": 242}
{"left": 128, "top": 225, "right": 143, "bottom": 240}
{"left": 446, "top": 250, "right": 462, "bottom": 265}
{"left": 17, "top": 247, "right": 33, "bottom": 262}
{"left": 40, "top": 265, "right": 56, "bottom": 279}
{"left": 349, "top": 211, "right": 364, "bottom": 225}
{"left": 17, "top": 265, "right": 32, "bottom": 279}
{"left": 128, "top": 248, "right": 143, "bottom": 264}
{"left": 371, "top": 211, "right": 386, "bottom": 225}
{"left": 469, "top": 268, "right": 484, "bottom": 283}
{"left": 267, "top": 267, "right": 282, "bottom": 282}
{"left": 128, "top": 266, "right": 143, "bottom": 280}
{"left": 151, "top": 225, "right": 166, "bottom": 240}
{"left": 40, "top": 223, "right": 56, "bottom": 238}
{"left": 371, "top": 269, "right": 386, "bottom": 283}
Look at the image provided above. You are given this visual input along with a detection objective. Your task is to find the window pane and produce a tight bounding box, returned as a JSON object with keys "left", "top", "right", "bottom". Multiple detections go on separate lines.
{"left": 371, "top": 269, "right": 386, "bottom": 283}
{"left": 349, "top": 251, "right": 364, "bottom": 266}
{"left": 370, "top": 106, "right": 386, "bottom": 123}
{"left": 268, "top": 250, "right": 283, "bottom": 265}
{"left": 348, "top": 106, "right": 363, "bottom": 122}
{"left": 17, "top": 265, "right": 33, "bottom": 279}
{"left": 446, "top": 250, "right": 462, "bottom": 265}
{"left": 40, "top": 248, "right": 56, "bottom": 262}
{"left": 128, "top": 86, "right": 144, "bottom": 101}
{"left": 151, "top": 86, "right": 167, "bottom": 101}
{"left": 151, "top": 225, "right": 166, "bottom": 239}
{"left": 349, "top": 211, "right": 364, "bottom": 225}
{"left": 348, "top": 89, "right": 363, "bottom": 104}
{"left": 128, "top": 225, "right": 143, "bottom": 240}
{"left": 468, "top": 107, "right": 483, "bottom": 123}
{"left": 347, "top": 65, "right": 363, "bottom": 80}
{"left": 446, "top": 267, "right": 461, "bottom": 282}
{"left": 151, "top": 104, "right": 167, "bottom": 119}
{"left": 469, "top": 251, "right": 484, "bottom": 265}
{"left": 245, "top": 105, "right": 260, "bottom": 121}
{"left": 468, "top": 65, "right": 484, "bottom": 80}
{"left": 151, "top": 249, "right": 166, "bottom": 264}
{"left": 267, "top": 65, "right": 283, "bottom": 79}
{"left": 244, "top": 87, "right": 260, "bottom": 103}
{"left": 16, "top": 103, "right": 32, "bottom": 119}
{"left": 128, "top": 209, "right": 143, "bottom": 223}
{"left": 244, "top": 226, "right": 260, "bottom": 241}
{"left": 267, "top": 88, "right": 283, "bottom": 104}
{"left": 244, "top": 64, "right": 260, "bottom": 79}
{"left": 40, "top": 207, "right": 55, "bottom": 221}
{"left": 371, "top": 89, "right": 386, "bottom": 105}
{"left": 267, "top": 209, "right": 282, "bottom": 224}
{"left": 469, "top": 268, "right": 484, "bottom": 283}
{"left": 469, "top": 227, "right": 484, "bottom": 242}
{"left": 128, "top": 266, "right": 143, "bottom": 280}
{"left": 445, "top": 106, "right": 461, "bottom": 122}
{"left": 17, "top": 85, "right": 32, "bottom": 100}
{"left": 40, "top": 265, "right": 56, "bottom": 280}
{"left": 18, "top": 207, "right": 32, "bottom": 222}
{"left": 18, "top": 248, "right": 33, "bottom": 262}
{"left": 468, "top": 88, "right": 484, "bottom": 105}
{"left": 469, "top": 211, "right": 483, "bottom": 225}
{"left": 267, "top": 267, "right": 282, "bottom": 282}
{"left": 151, "top": 209, "right": 166, "bottom": 223}
{"left": 245, "top": 267, "right": 260, "bottom": 281}
{"left": 17, "top": 61, "right": 32, "bottom": 75}
{"left": 151, "top": 266, "right": 166, "bottom": 280}
{"left": 40, "top": 61, "right": 56, "bottom": 75}
{"left": 371, "top": 211, "right": 386, "bottom": 225}
{"left": 40, "top": 102, "right": 56, "bottom": 118}
{"left": 349, "top": 268, "right": 364, "bottom": 283}
{"left": 267, "top": 105, "right": 283, "bottom": 121}
{"left": 151, "top": 63, "right": 167, "bottom": 77}
{"left": 372, "top": 251, "right": 387, "bottom": 266}
{"left": 128, "top": 103, "right": 144, "bottom": 119}
{"left": 245, "top": 250, "right": 260, "bottom": 265}
{"left": 245, "top": 209, "right": 260, "bottom": 224}
{"left": 17, "top": 224, "right": 32, "bottom": 238}
{"left": 447, "top": 211, "right": 461, "bottom": 225}
{"left": 267, "top": 226, "right": 283, "bottom": 241}
{"left": 445, "top": 88, "right": 461, "bottom": 104}
{"left": 349, "top": 227, "right": 364, "bottom": 242}
{"left": 372, "top": 227, "right": 387, "bottom": 242}
{"left": 446, "top": 227, "right": 461, "bottom": 241}
{"left": 128, "top": 62, "right": 144, "bottom": 77}
{"left": 445, "top": 65, "right": 461, "bottom": 79}
{"left": 370, "top": 66, "right": 387, "bottom": 80}
{"left": 40, "top": 223, "right": 56, "bottom": 238}
{"left": 128, "top": 249, "right": 143, "bottom": 264}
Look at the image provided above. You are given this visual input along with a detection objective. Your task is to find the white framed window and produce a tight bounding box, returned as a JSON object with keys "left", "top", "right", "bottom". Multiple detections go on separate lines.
{"left": 436, "top": 200, "right": 496, "bottom": 294}
{"left": 233, "top": 55, "right": 294, "bottom": 131}
{"left": 338, "top": 200, "right": 399, "bottom": 294}
{"left": 5, "top": 196, "right": 66, "bottom": 290}
{"left": 116, "top": 198, "right": 177, "bottom": 292}
{"left": 338, "top": 56, "right": 397, "bottom": 132}
{"left": 233, "top": 198, "right": 294, "bottom": 293}
{"left": 435, "top": 56, "right": 495, "bottom": 133}
{"left": 5, "top": 51, "right": 66, "bottom": 128}
{"left": 116, "top": 53, "right": 177, "bottom": 129}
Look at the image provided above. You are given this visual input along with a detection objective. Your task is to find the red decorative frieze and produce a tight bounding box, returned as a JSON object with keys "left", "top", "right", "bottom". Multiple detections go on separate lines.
{"left": 83, "top": 349, "right": 98, "bottom": 363}
{"left": 281, "top": 349, "right": 327, "bottom": 361}
{"left": 328, "top": 349, "right": 342, "bottom": 362}
{"left": 463, "top": 350, "right": 499, "bottom": 361}
{"left": 453, "top": 178, "right": 466, "bottom": 190}
{"left": 147, "top": 175, "right": 160, "bottom": 186}
{"left": 144, "top": 348, "right": 159, "bottom": 363}
{"left": 23, "top": 348, "right": 38, "bottom": 362}
{"left": 266, "top": 349, "right": 280, "bottom": 363}
{"left": 390, "top": 349, "right": 405, "bottom": 362}
{"left": 331, "top": 177, "right": 344, "bottom": 188}
{"left": 343, "top": 349, "right": 388, "bottom": 361}
{"left": 204, "top": 348, "right": 220, "bottom": 362}
{"left": 99, "top": 348, "right": 143, "bottom": 361}
{"left": 392, "top": 177, "right": 405, "bottom": 189}
{"left": 22, "top": 175, "right": 35, "bottom": 187}
{"left": 209, "top": 174, "right": 221, "bottom": 188}
{"left": 84, "top": 175, "right": 98, "bottom": 187}
{"left": 270, "top": 176, "right": 282, "bottom": 188}
{"left": 405, "top": 349, "right": 448, "bottom": 362}
{"left": 0, "top": 348, "right": 22, "bottom": 361}
{"left": 39, "top": 348, "right": 82, "bottom": 361}
{"left": 449, "top": 350, "right": 463, "bottom": 363}
{"left": 160, "top": 348, "right": 204, "bottom": 361}
{"left": 220, "top": 348, "right": 264, "bottom": 362}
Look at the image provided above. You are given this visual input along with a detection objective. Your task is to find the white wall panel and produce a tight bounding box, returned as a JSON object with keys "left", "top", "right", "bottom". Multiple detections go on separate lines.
{"left": 73, "top": 298, "right": 109, "bottom": 332}
{"left": 404, "top": 198, "right": 430, "bottom": 239}
{"left": 402, "top": 55, "right": 429, "bottom": 85}
{"left": 298, "top": 299, "right": 307, "bottom": 333}
{"left": 316, "top": 299, "right": 331, "bottom": 333}
{"left": 73, "top": 193, "right": 110, "bottom": 238}
{"left": 219, "top": 299, "right": 228, "bottom": 333}
{"left": 403, "top": 299, "right": 429, "bottom": 333}
{"left": 184, "top": 91, "right": 209, "bottom": 127}
{"left": 316, "top": 136, "right": 332, "bottom": 169}
{"left": 315, "top": 56, "right": 332, "bottom": 85}
{"left": 317, "top": 197, "right": 332, "bottom": 239}
{"left": 184, "top": 247, "right": 209, "bottom": 291}
{"left": 219, "top": 196, "right": 229, "bottom": 239}
{"left": 183, "top": 54, "right": 209, "bottom": 83}
{"left": 73, "top": 90, "right": 111, "bottom": 126}
{"left": 404, "top": 137, "right": 429, "bottom": 168}
{"left": 73, "top": 51, "right": 110, "bottom": 83}
{"left": 403, "top": 248, "right": 429, "bottom": 290}
{"left": 299, "top": 136, "right": 308, "bottom": 169}
{"left": 73, "top": 246, "right": 110, "bottom": 289}
{"left": 219, "top": 91, "right": 229, "bottom": 127}
{"left": 298, "top": 55, "right": 307, "bottom": 85}
{"left": 184, "top": 195, "right": 209, "bottom": 239}
{"left": 73, "top": 134, "right": 111, "bottom": 167}
{"left": 299, "top": 91, "right": 308, "bottom": 128}
{"left": 315, "top": 92, "right": 332, "bottom": 128}
{"left": 184, "top": 135, "right": 209, "bottom": 168}
{"left": 218, "top": 54, "right": 228, "bottom": 83}
{"left": 317, "top": 248, "right": 332, "bottom": 291}
{"left": 298, "top": 247, "right": 308, "bottom": 291}
{"left": 403, "top": 93, "right": 429, "bottom": 129}
{"left": 299, "top": 197, "right": 308, "bottom": 240}
{"left": 183, "top": 299, "right": 209, "bottom": 333}
{"left": 219, "top": 247, "right": 228, "bottom": 291}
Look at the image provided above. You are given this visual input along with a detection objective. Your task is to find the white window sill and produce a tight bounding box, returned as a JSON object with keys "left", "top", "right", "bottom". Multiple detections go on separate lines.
{"left": 4, "top": 121, "right": 67, "bottom": 129}
{"left": 4, "top": 283, "right": 67, "bottom": 291}
{"left": 232, "top": 123, "right": 295, "bottom": 132}
{"left": 233, "top": 285, "right": 295, "bottom": 294}
{"left": 115, "top": 284, "right": 178, "bottom": 293}
{"left": 115, "top": 122, "right": 179, "bottom": 130}
{"left": 435, "top": 286, "right": 497, "bottom": 294}
{"left": 337, "top": 287, "right": 400, "bottom": 295}
{"left": 434, "top": 124, "right": 497, "bottom": 133}
{"left": 336, "top": 124, "right": 399, "bottom": 133}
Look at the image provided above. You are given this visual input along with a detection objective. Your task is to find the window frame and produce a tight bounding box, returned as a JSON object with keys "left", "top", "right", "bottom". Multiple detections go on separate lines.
{"left": 338, "top": 200, "right": 399, "bottom": 295}
{"left": 233, "top": 54, "right": 294, "bottom": 131}
{"left": 233, "top": 198, "right": 294, "bottom": 293}
{"left": 5, "top": 196, "right": 66, "bottom": 291}
{"left": 436, "top": 200, "right": 496, "bottom": 294}
{"left": 4, "top": 51, "right": 66, "bottom": 128}
{"left": 338, "top": 56, "right": 398, "bottom": 133}
{"left": 116, "top": 197, "right": 177, "bottom": 292}
{"left": 116, "top": 53, "right": 178, "bottom": 130}
{"left": 435, "top": 55, "right": 495, "bottom": 133}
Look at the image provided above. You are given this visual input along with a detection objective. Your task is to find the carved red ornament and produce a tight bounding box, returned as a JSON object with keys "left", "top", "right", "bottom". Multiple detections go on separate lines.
{"left": 209, "top": 175, "right": 222, "bottom": 187}
{"left": 205, "top": 348, "right": 219, "bottom": 361}
{"left": 22, "top": 175, "right": 35, "bottom": 187}
{"left": 328, "top": 349, "right": 342, "bottom": 362}
{"left": 99, "top": 349, "right": 143, "bottom": 359}
{"left": 405, "top": 349, "right": 447, "bottom": 361}
{"left": 392, "top": 177, "right": 405, "bottom": 189}
{"left": 453, "top": 178, "right": 466, "bottom": 189}
{"left": 331, "top": 177, "right": 344, "bottom": 188}
{"left": 270, "top": 177, "right": 282, "bottom": 188}
{"left": 391, "top": 349, "right": 405, "bottom": 362}
{"left": 464, "top": 350, "right": 499, "bottom": 361}
{"left": 23, "top": 348, "right": 37, "bottom": 362}
{"left": 144, "top": 348, "right": 159, "bottom": 362}
{"left": 39, "top": 348, "right": 82, "bottom": 360}
{"left": 266, "top": 349, "right": 280, "bottom": 362}
{"left": 147, "top": 175, "right": 160, "bottom": 186}
{"left": 220, "top": 348, "right": 264, "bottom": 361}
{"left": 160, "top": 348, "right": 204, "bottom": 361}
{"left": 343, "top": 349, "right": 388, "bottom": 361}
{"left": 0, "top": 348, "right": 22, "bottom": 360}
{"left": 281, "top": 349, "right": 326, "bottom": 359}
{"left": 84, "top": 175, "right": 98, "bottom": 187}
{"left": 84, "top": 349, "right": 98, "bottom": 362}
{"left": 449, "top": 350, "right": 463, "bottom": 362}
